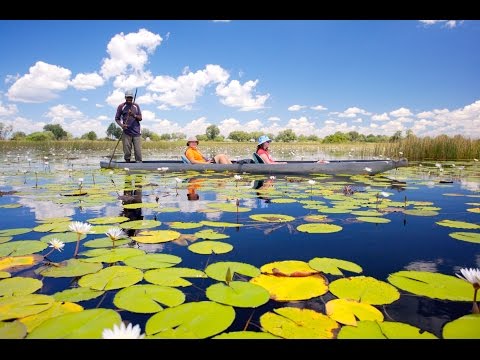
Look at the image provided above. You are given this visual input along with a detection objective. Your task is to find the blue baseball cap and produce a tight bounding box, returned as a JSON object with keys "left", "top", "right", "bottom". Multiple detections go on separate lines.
{"left": 258, "top": 135, "right": 272, "bottom": 146}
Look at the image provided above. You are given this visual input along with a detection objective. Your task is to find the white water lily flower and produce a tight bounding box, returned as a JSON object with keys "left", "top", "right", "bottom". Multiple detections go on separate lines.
{"left": 451, "top": 164, "right": 456, "bottom": 167}
{"left": 435, "top": 163, "right": 442, "bottom": 168}
{"left": 78, "top": 178, "right": 84, "bottom": 183}
{"left": 48, "top": 238, "right": 65, "bottom": 252}
{"left": 399, "top": 151, "right": 403, "bottom": 155}
{"left": 364, "top": 167, "right": 372, "bottom": 173}
{"left": 234, "top": 175, "right": 242, "bottom": 180}
{"left": 69, "top": 221, "right": 93, "bottom": 235}
{"left": 175, "top": 178, "right": 182, "bottom": 183}
{"left": 106, "top": 227, "right": 127, "bottom": 241}
{"left": 270, "top": 176, "right": 276, "bottom": 180}
{"left": 456, "top": 268, "right": 480, "bottom": 287}
{"left": 474, "top": 159, "right": 478, "bottom": 162}
{"left": 379, "top": 191, "right": 392, "bottom": 197}
{"left": 161, "top": 167, "right": 169, "bottom": 171}
{"left": 109, "top": 171, "right": 114, "bottom": 175}
{"left": 102, "top": 322, "right": 145, "bottom": 339}
{"left": 124, "top": 167, "right": 129, "bottom": 172}
{"left": 308, "top": 180, "right": 316, "bottom": 185}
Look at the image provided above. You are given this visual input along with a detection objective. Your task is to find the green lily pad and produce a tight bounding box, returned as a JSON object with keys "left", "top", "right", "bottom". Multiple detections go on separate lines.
{"left": 27, "top": 308, "right": 121, "bottom": 339}
{"left": 0, "top": 320, "right": 27, "bottom": 339}
{"left": 200, "top": 220, "right": 243, "bottom": 228}
{"left": 296, "top": 223, "right": 343, "bottom": 233}
{"left": 330, "top": 276, "right": 400, "bottom": 305}
{"left": 87, "top": 216, "right": 130, "bottom": 225}
{"left": 83, "top": 237, "right": 130, "bottom": 248}
{"left": 0, "top": 272, "right": 10, "bottom": 279}
{"left": 188, "top": 241, "right": 233, "bottom": 255}
{"left": 205, "top": 203, "right": 251, "bottom": 212}
{"left": 53, "top": 287, "right": 105, "bottom": 302}
{"left": 213, "top": 331, "right": 280, "bottom": 339}
{"left": 0, "top": 236, "right": 12, "bottom": 244}
{"left": 206, "top": 281, "right": 270, "bottom": 308}
{"left": 38, "top": 259, "right": 103, "bottom": 278}
{"left": 270, "top": 198, "right": 298, "bottom": 204}
{"left": 113, "top": 284, "right": 185, "bottom": 313}
{"left": 40, "top": 232, "right": 86, "bottom": 243}
{"left": 249, "top": 214, "right": 296, "bottom": 222}
{"left": 326, "top": 298, "right": 384, "bottom": 325}
{"left": 356, "top": 217, "right": 391, "bottom": 224}
{"left": 0, "top": 228, "right": 32, "bottom": 236}
{"left": 0, "top": 254, "right": 43, "bottom": 273}
{"left": 251, "top": 274, "right": 328, "bottom": 301}
{"left": 20, "top": 301, "right": 83, "bottom": 332}
{"left": 37, "top": 217, "right": 72, "bottom": 223}
{"left": 131, "top": 230, "right": 181, "bottom": 244}
{"left": 78, "top": 265, "right": 143, "bottom": 290}
{"left": 81, "top": 248, "right": 145, "bottom": 263}
{"left": 436, "top": 219, "right": 480, "bottom": 229}
{"left": 448, "top": 232, "right": 480, "bottom": 244}
{"left": 443, "top": 314, "right": 480, "bottom": 339}
{"left": 0, "top": 240, "right": 48, "bottom": 256}
{"left": 260, "top": 260, "right": 318, "bottom": 277}
{"left": 205, "top": 261, "right": 260, "bottom": 281}
{"left": 337, "top": 320, "right": 438, "bottom": 339}
{"left": 0, "top": 204, "right": 22, "bottom": 209}
{"left": 146, "top": 301, "right": 235, "bottom": 339}
{"left": 467, "top": 207, "right": 480, "bottom": 213}
{"left": 303, "top": 215, "right": 328, "bottom": 222}
{"left": 144, "top": 267, "right": 207, "bottom": 287}
{"left": 33, "top": 222, "right": 72, "bottom": 233}
{"left": 123, "top": 202, "right": 159, "bottom": 209}
{"left": 168, "top": 222, "right": 204, "bottom": 230}
{"left": 387, "top": 271, "right": 473, "bottom": 301}
{"left": 194, "top": 229, "right": 230, "bottom": 240}
{"left": 260, "top": 307, "right": 339, "bottom": 339}
{"left": 0, "top": 294, "right": 54, "bottom": 321}
{"left": 124, "top": 254, "right": 182, "bottom": 270}
{"left": 0, "top": 277, "right": 43, "bottom": 297}
{"left": 350, "top": 210, "right": 384, "bottom": 217}
{"left": 308, "top": 257, "right": 363, "bottom": 276}
{"left": 403, "top": 209, "right": 439, "bottom": 216}
{"left": 121, "top": 219, "right": 161, "bottom": 229}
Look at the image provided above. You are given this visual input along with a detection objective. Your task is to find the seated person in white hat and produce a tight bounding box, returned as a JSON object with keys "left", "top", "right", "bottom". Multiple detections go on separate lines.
{"left": 185, "top": 136, "right": 232, "bottom": 164}
{"left": 256, "top": 135, "right": 287, "bottom": 164}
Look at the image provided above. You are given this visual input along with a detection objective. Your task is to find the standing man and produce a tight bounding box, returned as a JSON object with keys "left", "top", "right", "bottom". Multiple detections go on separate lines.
{"left": 115, "top": 90, "right": 143, "bottom": 163}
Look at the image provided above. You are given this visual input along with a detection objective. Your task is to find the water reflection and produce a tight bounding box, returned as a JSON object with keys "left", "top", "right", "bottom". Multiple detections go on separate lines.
{"left": 121, "top": 174, "right": 143, "bottom": 237}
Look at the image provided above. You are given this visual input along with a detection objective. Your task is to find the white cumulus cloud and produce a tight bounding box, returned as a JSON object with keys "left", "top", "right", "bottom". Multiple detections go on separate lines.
{"left": 70, "top": 72, "right": 105, "bottom": 90}
{"left": 390, "top": 107, "right": 412, "bottom": 117}
{"left": 216, "top": 79, "right": 269, "bottom": 111}
{"left": 311, "top": 105, "right": 327, "bottom": 111}
{"left": 288, "top": 105, "right": 306, "bottom": 111}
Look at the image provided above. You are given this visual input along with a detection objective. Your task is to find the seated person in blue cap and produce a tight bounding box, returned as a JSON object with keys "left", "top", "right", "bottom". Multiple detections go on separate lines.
{"left": 255, "top": 135, "right": 287, "bottom": 164}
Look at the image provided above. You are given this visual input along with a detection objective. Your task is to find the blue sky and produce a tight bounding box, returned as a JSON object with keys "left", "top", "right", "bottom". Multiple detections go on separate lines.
{"left": 1, "top": 20, "right": 479, "bottom": 139}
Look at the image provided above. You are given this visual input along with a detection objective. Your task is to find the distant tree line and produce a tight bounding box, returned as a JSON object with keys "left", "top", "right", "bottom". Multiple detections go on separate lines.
{"left": 0, "top": 121, "right": 469, "bottom": 144}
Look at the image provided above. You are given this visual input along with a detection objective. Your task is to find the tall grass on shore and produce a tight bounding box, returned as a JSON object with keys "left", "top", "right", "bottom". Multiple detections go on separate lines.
{"left": 1, "top": 135, "right": 479, "bottom": 161}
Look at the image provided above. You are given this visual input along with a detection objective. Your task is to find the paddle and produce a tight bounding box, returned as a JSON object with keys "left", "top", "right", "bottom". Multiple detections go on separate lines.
{"left": 108, "top": 88, "right": 138, "bottom": 167}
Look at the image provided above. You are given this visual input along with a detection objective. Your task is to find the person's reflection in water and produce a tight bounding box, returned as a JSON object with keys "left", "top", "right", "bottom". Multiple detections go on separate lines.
{"left": 187, "top": 178, "right": 203, "bottom": 201}
{"left": 253, "top": 178, "right": 274, "bottom": 208}
{"left": 121, "top": 174, "right": 143, "bottom": 237}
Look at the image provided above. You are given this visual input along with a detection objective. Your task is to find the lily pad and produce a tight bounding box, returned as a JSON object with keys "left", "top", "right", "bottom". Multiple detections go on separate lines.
{"left": 188, "top": 241, "right": 233, "bottom": 255}
{"left": 0, "top": 228, "right": 32, "bottom": 236}
{"left": 200, "top": 220, "right": 243, "bottom": 228}
{"left": 326, "top": 298, "right": 384, "bottom": 326}
{"left": 350, "top": 210, "right": 384, "bottom": 217}
{"left": 0, "top": 320, "right": 27, "bottom": 339}
{"left": 131, "top": 230, "right": 181, "bottom": 244}
{"left": 78, "top": 265, "right": 143, "bottom": 290}
{"left": 356, "top": 217, "right": 391, "bottom": 224}
{"left": 330, "top": 276, "right": 400, "bottom": 305}
{"left": 33, "top": 222, "right": 72, "bottom": 233}
{"left": 206, "top": 281, "right": 270, "bottom": 308}
{"left": 0, "top": 294, "right": 54, "bottom": 321}
{"left": 260, "top": 307, "right": 339, "bottom": 339}
{"left": 123, "top": 202, "right": 159, "bottom": 209}
{"left": 308, "top": 257, "right": 363, "bottom": 276}
{"left": 146, "top": 301, "right": 235, "bottom": 339}
{"left": 0, "top": 236, "right": 12, "bottom": 244}
{"left": 194, "top": 229, "right": 230, "bottom": 240}
{"left": 250, "top": 274, "right": 328, "bottom": 301}
{"left": 303, "top": 215, "right": 328, "bottom": 222}
{"left": 436, "top": 219, "right": 480, "bottom": 230}
{"left": 27, "top": 308, "right": 121, "bottom": 339}
{"left": 124, "top": 253, "right": 182, "bottom": 270}
{"left": 38, "top": 259, "right": 103, "bottom": 278}
{"left": 0, "top": 254, "right": 43, "bottom": 272}
{"left": 205, "top": 203, "right": 251, "bottom": 212}
{"left": 81, "top": 248, "right": 145, "bottom": 263}
{"left": 466, "top": 207, "right": 480, "bottom": 214}
{"left": 0, "top": 272, "right": 10, "bottom": 279}
{"left": 53, "top": 287, "right": 105, "bottom": 302}
{"left": 337, "top": 320, "right": 437, "bottom": 339}
{"left": 168, "top": 222, "right": 204, "bottom": 230}
{"left": 144, "top": 267, "right": 207, "bottom": 287}
{"left": 37, "top": 217, "right": 72, "bottom": 223}
{"left": 213, "top": 331, "right": 280, "bottom": 339}
{"left": 443, "top": 314, "right": 480, "bottom": 339}
{"left": 20, "top": 301, "right": 83, "bottom": 332}
{"left": 205, "top": 261, "right": 260, "bottom": 281}
{"left": 260, "top": 260, "right": 318, "bottom": 277}
{"left": 83, "top": 237, "right": 130, "bottom": 248}
{"left": 0, "top": 240, "right": 47, "bottom": 257}
{"left": 120, "top": 219, "right": 161, "bottom": 229}
{"left": 387, "top": 271, "right": 473, "bottom": 301}
{"left": 40, "top": 232, "right": 86, "bottom": 243}
{"left": 113, "top": 284, "right": 185, "bottom": 313}
{"left": 403, "top": 209, "right": 439, "bottom": 216}
{"left": 249, "top": 214, "right": 295, "bottom": 222}
{"left": 296, "top": 223, "right": 343, "bottom": 234}
{"left": 0, "top": 277, "right": 43, "bottom": 297}
{"left": 87, "top": 216, "right": 130, "bottom": 225}
{"left": 448, "top": 232, "right": 480, "bottom": 244}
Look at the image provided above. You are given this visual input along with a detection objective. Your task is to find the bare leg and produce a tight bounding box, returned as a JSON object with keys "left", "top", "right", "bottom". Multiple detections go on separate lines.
{"left": 214, "top": 154, "right": 232, "bottom": 164}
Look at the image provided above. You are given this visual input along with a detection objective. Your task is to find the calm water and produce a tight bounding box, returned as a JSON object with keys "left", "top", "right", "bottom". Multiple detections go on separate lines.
{"left": 0, "top": 152, "right": 479, "bottom": 338}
